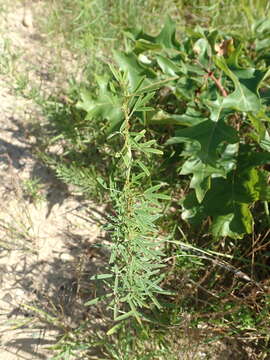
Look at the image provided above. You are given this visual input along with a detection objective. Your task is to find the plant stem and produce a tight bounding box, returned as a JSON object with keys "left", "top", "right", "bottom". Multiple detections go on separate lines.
{"left": 208, "top": 71, "right": 228, "bottom": 97}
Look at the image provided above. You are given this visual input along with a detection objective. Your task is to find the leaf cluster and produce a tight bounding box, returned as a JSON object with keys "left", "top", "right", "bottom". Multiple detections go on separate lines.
{"left": 74, "top": 17, "right": 270, "bottom": 239}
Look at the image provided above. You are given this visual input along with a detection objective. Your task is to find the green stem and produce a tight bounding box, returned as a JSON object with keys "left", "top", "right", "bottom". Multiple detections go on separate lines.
{"left": 264, "top": 201, "right": 270, "bottom": 226}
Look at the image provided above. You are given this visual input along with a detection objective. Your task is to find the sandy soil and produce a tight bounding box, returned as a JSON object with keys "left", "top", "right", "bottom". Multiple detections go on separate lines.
{"left": 0, "top": 1, "right": 104, "bottom": 358}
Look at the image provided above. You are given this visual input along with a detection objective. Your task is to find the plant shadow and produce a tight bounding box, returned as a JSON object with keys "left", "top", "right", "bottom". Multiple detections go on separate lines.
{"left": 0, "top": 111, "right": 110, "bottom": 358}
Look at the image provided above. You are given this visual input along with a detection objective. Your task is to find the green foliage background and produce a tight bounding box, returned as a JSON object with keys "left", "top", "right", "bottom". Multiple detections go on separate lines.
{"left": 40, "top": 1, "right": 270, "bottom": 359}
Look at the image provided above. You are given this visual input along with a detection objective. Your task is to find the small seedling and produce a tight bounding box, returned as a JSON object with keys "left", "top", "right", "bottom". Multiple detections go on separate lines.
{"left": 22, "top": 177, "right": 45, "bottom": 203}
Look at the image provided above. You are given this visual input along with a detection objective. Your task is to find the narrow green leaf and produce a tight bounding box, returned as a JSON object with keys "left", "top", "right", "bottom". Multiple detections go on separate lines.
{"left": 90, "top": 273, "right": 113, "bottom": 280}
{"left": 142, "top": 147, "right": 163, "bottom": 155}
{"left": 106, "top": 323, "right": 122, "bottom": 336}
{"left": 144, "top": 184, "right": 165, "bottom": 194}
{"left": 137, "top": 160, "right": 150, "bottom": 176}
{"left": 136, "top": 106, "right": 154, "bottom": 112}
{"left": 114, "top": 310, "right": 136, "bottom": 322}
{"left": 84, "top": 293, "right": 113, "bottom": 306}
{"left": 144, "top": 193, "right": 171, "bottom": 200}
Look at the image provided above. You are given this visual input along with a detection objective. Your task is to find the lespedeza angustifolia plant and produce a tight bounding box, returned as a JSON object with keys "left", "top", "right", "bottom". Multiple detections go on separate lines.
{"left": 86, "top": 67, "right": 171, "bottom": 323}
